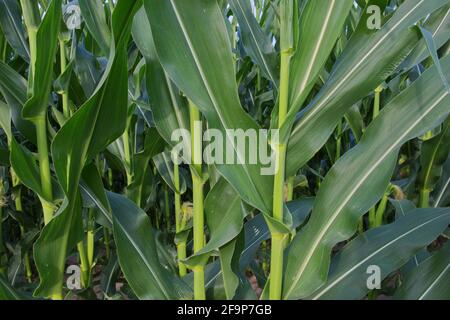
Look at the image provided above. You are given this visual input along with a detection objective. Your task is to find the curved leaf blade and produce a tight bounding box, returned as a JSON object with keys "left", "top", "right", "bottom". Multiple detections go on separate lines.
{"left": 284, "top": 54, "right": 450, "bottom": 299}
{"left": 145, "top": 0, "right": 273, "bottom": 214}
{"left": 311, "top": 208, "right": 450, "bottom": 300}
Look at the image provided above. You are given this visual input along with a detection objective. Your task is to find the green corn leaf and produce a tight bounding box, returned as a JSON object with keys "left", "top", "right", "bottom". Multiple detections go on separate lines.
{"left": 401, "top": 4, "right": 450, "bottom": 70}
{"left": 153, "top": 151, "right": 187, "bottom": 196}
{"left": 9, "top": 137, "right": 64, "bottom": 204}
{"left": 127, "top": 128, "right": 165, "bottom": 206}
{"left": 0, "top": 60, "right": 36, "bottom": 143}
{"left": 109, "top": 191, "right": 192, "bottom": 299}
{"left": 0, "top": 99, "right": 12, "bottom": 141}
{"left": 22, "top": 0, "right": 62, "bottom": 120}
{"left": 228, "top": 0, "right": 279, "bottom": 89}
{"left": 218, "top": 231, "right": 246, "bottom": 300}
{"left": 145, "top": 0, "right": 273, "bottom": 214}
{"left": 0, "top": 275, "right": 26, "bottom": 300}
{"left": 344, "top": 103, "right": 365, "bottom": 143}
{"left": 79, "top": 0, "right": 112, "bottom": 55}
{"left": 33, "top": 0, "right": 142, "bottom": 298}
{"left": 184, "top": 178, "right": 245, "bottom": 268}
{"left": 310, "top": 207, "right": 450, "bottom": 300}
{"left": 433, "top": 159, "right": 450, "bottom": 207}
{"left": 275, "top": 0, "right": 353, "bottom": 136}
{"left": 132, "top": 7, "right": 191, "bottom": 164}
{"left": 284, "top": 54, "right": 450, "bottom": 300}
{"left": 0, "top": 0, "right": 30, "bottom": 61}
{"left": 80, "top": 163, "right": 112, "bottom": 229}
{"left": 394, "top": 242, "right": 450, "bottom": 300}
{"left": 285, "top": 0, "right": 448, "bottom": 177}
{"left": 418, "top": 119, "right": 450, "bottom": 194}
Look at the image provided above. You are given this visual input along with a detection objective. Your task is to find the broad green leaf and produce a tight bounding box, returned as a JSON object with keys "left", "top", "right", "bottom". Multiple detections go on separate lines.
{"left": 74, "top": 45, "right": 104, "bottom": 97}
{"left": 394, "top": 242, "right": 450, "bottom": 300}
{"left": 109, "top": 191, "right": 192, "bottom": 299}
{"left": 33, "top": 0, "right": 142, "bottom": 298}
{"left": 183, "top": 198, "right": 314, "bottom": 296}
{"left": 284, "top": 54, "right": 450, "bottom": 300}
{"left": 145, "top": 0, "right": 273, "bottom": 214}
{"left": 228, "top": 0, "right": 279, "bottom": 89}
{"left": 22, "top": 0, "right": 62, "bottom": 120}
{"left": 0, "top": 0, "right": 30, "bottom": 61}
{"left": 10, "top": 139, "right": 45, "bottom": 202}
{"left": 0, "top": 60, "right": 35, "bottom": 143}
{"left": 310, "top": 207, "right": 450, "bottom": 300}
{"left": 79, "top": 0, "right": 111, "bottom": 55}
{"left": 285, "top": 0, "right": 448, "bottom": 176}
{"left": 132, "top": 7, "right": 191, "bottom": 163}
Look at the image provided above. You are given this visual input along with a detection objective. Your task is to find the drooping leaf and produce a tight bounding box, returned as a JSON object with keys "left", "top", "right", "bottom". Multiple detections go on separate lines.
{"left": 132, "top": 7, "right": 191, "bottom": 163}
{"left": 145, "top": 0, "right": 273, "bottom": 214}
{"left": 109, "top": 191, "right": 192, "bottom": 300}
{"left": 401, "top": 4, "right": 450, "bottom": 70}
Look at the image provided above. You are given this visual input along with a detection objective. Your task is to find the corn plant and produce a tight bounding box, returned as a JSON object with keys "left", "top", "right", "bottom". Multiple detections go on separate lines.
{"left": 0, "top": 0, "right": 449, "bottom": 301}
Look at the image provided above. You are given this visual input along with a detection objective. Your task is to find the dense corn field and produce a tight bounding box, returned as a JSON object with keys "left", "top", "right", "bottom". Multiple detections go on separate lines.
{"left": 0, "top": 0, "right": 448, "bottom": 301}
